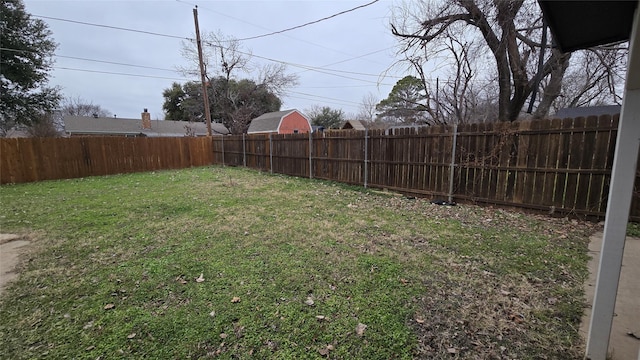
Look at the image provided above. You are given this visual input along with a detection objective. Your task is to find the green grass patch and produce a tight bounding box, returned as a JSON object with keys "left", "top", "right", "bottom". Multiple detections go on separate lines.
{"left": 0, "top": 166, "right": 596, "bottom": 359}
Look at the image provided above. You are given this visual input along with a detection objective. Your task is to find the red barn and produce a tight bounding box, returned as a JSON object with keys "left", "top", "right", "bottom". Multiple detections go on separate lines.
{"left": 247, "top": 109, "right": 311, "bottom": 135}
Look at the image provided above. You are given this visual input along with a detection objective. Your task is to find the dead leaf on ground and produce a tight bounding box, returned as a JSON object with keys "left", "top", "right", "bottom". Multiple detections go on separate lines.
{"left": 509, "top": 313, "right": 525, "bottom": 324}
{"left": 305, "top": 297, "right": 315, "bottom": 306}
{"left": 415, "top": 317, "right": 425, "bottom": 324}
{"left": 318, "top": 347, "right": 329, "bottom": 356}
{"left": 355, "top": 323, "right": 367, "bottom": 336}
{"left": 315, "top": 315, "right": 325, "bottom": 320}
{"left": 399, "top": 278, "right": 409, "bottom": 285}
{"left": 104, "top": 304, "right": 115, "bottom": 310}
{"left": 231, "top": 296, "right": 241, "bottom": 303}
{"left": 220, "top": 333, "right": 228, "bottom": 339}
{"left": 195, "top": 273, "right": 205, "bottom": 283}
{"left": 127, "top": 333, "right": 136, "bottom": 339}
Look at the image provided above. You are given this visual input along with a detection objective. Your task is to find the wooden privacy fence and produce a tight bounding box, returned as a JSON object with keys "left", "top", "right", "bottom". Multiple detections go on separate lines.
{"left": 212, "top": 115, "right": 640, "bottom": 220}
{"left": 2, "top": 115, "right": 639, "bottom": 219}
{"left": 0, "top": 137, "right": 213, "bottom": 184}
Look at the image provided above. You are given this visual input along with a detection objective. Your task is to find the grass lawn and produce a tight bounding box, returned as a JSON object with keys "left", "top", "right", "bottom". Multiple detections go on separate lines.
{"left": 0, "top": 166, "right": 596, "bottom": 359}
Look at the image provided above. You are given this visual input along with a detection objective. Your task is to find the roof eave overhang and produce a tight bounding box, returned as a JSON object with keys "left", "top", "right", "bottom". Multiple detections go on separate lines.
{"left": 539, "top": 0, "right": 637, "bottom": 53}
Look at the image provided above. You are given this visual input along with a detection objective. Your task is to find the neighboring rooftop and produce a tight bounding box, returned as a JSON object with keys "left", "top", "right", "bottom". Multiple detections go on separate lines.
{"left": 341, "top": 120, "right": 366, "bottom": 130}
{"left": 555, "top": 105, "right": 621, "bottom": 119}
{"left": 63, "top": 116, "right": 229, "bottom": 137}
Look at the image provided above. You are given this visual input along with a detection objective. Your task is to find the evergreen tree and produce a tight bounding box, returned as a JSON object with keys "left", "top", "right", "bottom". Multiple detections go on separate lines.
{"left": 376, "top": 76, "right": 429, "bottom": 124}
{"left": 0, "top": 0, "right": 61, "bottom": 135}
{"left": 307, "top": 106, "right": 344, "bottom": 129}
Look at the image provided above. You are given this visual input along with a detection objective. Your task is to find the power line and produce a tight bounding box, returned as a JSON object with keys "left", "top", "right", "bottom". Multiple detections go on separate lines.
{"left": 315, "top": 47, "right": 393, "bottom": 68}
{"left": 202, "top": 40, "right": 395, "bottom": 85}
{"left": 289, "top": 91, "right": 362, "bottom": 106}
{"left": 286, "top": 94, "right": 359, "bottom": 109}
{"left": 1, "top": 47, "right": 182, "bottom": 74}
{"left": 54, "top": 66, "right": 189, "bottom": 81}
{"left": 175, "top": 0, "right": 385, "bottom": 64}
{"left": 56, "top": 55, "right": 179, "bottom": 73}
{"left": 234, "top": 0, "right": 380, "bottom": 41}
{"left": 4, "top": 43, "right": 393, "bottom": 87}
{"left": 32, "top": 14, "right": 194, "bottom": 41}
{"left": 28, "top": 13, "right": 398, "bottom": 85}
{"left": 298, "top": 84, "right": 377, "bottom": 89}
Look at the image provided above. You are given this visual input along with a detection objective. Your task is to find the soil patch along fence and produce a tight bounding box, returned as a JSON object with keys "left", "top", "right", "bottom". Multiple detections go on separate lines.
{"left": 2, "top": 115, "right": 639, "bottom": 220}
{"left": 212, "top": 115, "right": 639, "bottom": 220}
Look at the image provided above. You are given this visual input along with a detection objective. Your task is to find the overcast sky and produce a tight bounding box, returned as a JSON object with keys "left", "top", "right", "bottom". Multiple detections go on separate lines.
{"left": 23, "top": 0, "right": 413, "bottom": 120}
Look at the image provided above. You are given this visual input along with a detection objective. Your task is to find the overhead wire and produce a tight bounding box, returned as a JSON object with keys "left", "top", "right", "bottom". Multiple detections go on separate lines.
{"left": 201, "top": 40, "right": 395, "bottom": 85}
{"left": 286, "top": 95, "right": 360, "bottom": 109}
{"left": 32, "top": 14, "right": 194, "bottom": 41}
{"left": 1, "top": 47, "right": 184, "bottom": 74}
{"left": 174, "top": 0, "right": 387, "bottom": 66}
{"left": 26, "top": 13, "right": 406, "bottom": 110}
{"left": 54, "top": 66, "right": 190, "bottom": 81}
{"left": 56, "top": 55, "right": 179, "bottom": 73}
{"left": 31, "top": 14, "right": 397, "bottom": 84}
{"left": 2, "top": 45, "right": 393, "bottom": 88}
{"left": 233, "top": 0, "right": 380, "bottom": 41}
{"left": 289, "top": 91, "right": 362, "bottom": 106}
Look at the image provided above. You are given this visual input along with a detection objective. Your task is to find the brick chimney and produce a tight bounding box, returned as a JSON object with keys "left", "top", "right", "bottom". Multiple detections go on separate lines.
{"left": 141, "top": 108, "right": 151, "bottom": 129}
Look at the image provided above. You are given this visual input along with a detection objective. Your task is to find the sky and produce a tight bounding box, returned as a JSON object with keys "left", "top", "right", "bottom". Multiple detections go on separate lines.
{"left": 23, "top": 0, "right": 413, "bottom": 121}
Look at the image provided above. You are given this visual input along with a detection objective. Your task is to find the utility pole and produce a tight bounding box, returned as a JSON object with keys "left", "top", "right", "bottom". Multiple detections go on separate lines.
{"left": 193, "top": 6, "right": 213, "bottom": 136}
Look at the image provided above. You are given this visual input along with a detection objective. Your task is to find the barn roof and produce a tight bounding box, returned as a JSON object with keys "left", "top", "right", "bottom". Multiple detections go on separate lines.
{"left": 247, "top": 109, "right": 297, "bottom": 134}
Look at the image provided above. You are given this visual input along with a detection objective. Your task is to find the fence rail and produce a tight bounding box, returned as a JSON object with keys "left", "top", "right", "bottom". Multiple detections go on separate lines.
{"left": 2, "top": 115, "right": 639, "bottom": 220}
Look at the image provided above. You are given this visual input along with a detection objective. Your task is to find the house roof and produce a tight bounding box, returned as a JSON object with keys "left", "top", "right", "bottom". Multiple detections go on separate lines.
{"left": 539, "top": 0, "right": 637, "bottom": 52}
{"left": 247, "top": 109, "right": 297, "bottom": 134}
{"left": 341, "top": 120, "right": 366, "bottom": 130}
{"left": 555, "top": 105, "right": 622, "bottom": 119}
{"left": 63, "top": 116, "right": 229, "bottom": 136}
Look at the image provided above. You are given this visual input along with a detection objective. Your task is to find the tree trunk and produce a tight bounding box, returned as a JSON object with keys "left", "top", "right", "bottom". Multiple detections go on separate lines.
{"left": 533, "top": 51, "right": 571, "bottom": 119}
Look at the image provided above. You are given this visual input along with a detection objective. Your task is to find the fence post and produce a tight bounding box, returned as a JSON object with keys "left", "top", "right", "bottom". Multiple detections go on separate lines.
{"left": 364, "top": 129, "right": 368, "bottom": 188}
{"left": 448, "top": 124, "right": 458, "bottom": 203}
{"left": 269, "top": 133, "right": 273, "bottom": 174}
{"left": 221, "top": 135, "right": 225, "bottom": 166}
{"left": 242, "top": 134, "right": 247, "bottom": 167}
{"left": 309, "top": 131, "right": 313, "bottom": 179}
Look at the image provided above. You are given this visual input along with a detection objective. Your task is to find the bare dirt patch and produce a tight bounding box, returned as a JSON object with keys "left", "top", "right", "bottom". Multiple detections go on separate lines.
{"left": 0, "top": 234, "right": 30, "bottom": 295}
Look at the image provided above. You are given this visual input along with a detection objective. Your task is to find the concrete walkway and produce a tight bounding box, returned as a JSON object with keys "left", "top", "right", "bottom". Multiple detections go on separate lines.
{"left": 581, "top": 232, "right": 640, "bottom": 360}
{"left": 0, "top": 234, "right": 31, "bottom": 295}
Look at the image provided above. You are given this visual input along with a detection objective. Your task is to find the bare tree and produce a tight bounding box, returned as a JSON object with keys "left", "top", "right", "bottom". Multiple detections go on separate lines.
{"left": 257, "top": 63, "right": 299, "bottom": 97}
{"left": 550, "top": 45, "right": 627, "bottom": 112}
{"left": 27, "top": 112, "right": 61, "bottom": 137}
{"left": 355, "top": 92, "right": 379, "bottom": 122}
{"left": 61, "top": 96, "right": 111, "bottom": 117}
{"left": 177, "top": 30, "right": 298, "bottom": 133}
{"left": 391, "top": 0, "right": 572, "bottom": 122}
{"left": 178, "top": 30, "right": 251, "bottom": 83}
